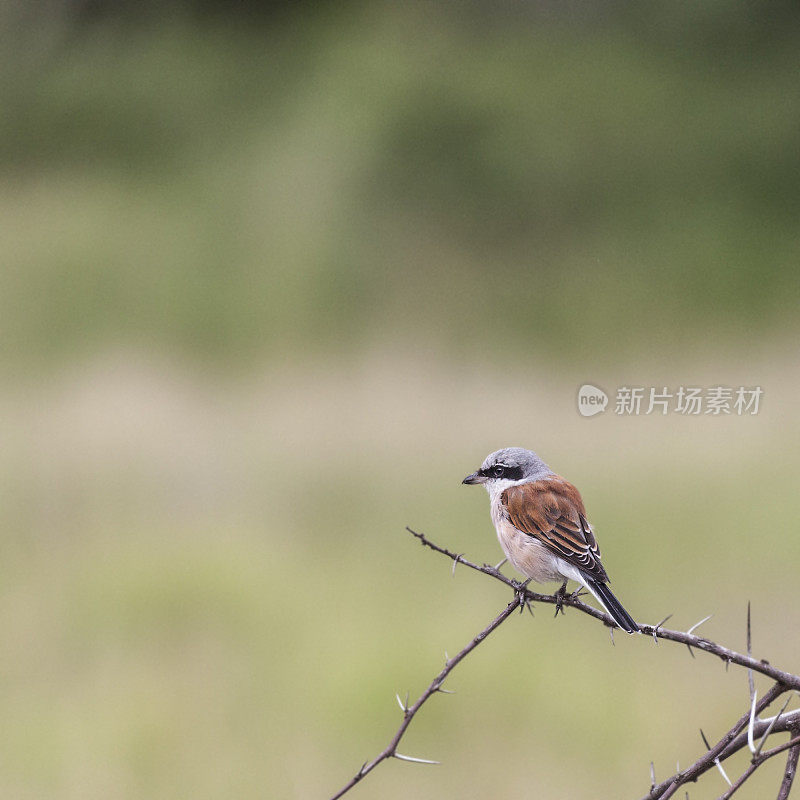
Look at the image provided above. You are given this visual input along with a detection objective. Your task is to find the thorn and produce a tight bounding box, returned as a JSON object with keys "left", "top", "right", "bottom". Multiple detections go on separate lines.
{"left": 676, "top": 759, "right": 680, "bottom": 773}
{"left": 652, "top": 613, "right": 673, "bottom": 644}
{"left": 394, "top": 752, "right": 440, "bottom": 765}
{"left": 451, "top": 554, "right": 463, "bottom": 577}
{"left": 650, "top": 761, "right": 656, "bottom": 789}
{"left": 685, "top": 615, "right": 712, "bottom": 657}
{"left": 609, "top": 627, "right": 615, "bottom": 646}
{"left": 715, "top": 759, "right": 732, "bottom": 787}
{"left": 687, "top": 614, "right": 713, "bottom": 636}
{"left": 396, "top": 693, "right": 406, "bottom": 713}
{"left": 494, "top": 557, "right": 507, "bottom": 571}
{"left": 699, "top": 731, "right": 732, "bottom": 787}
{"left": 444, "top": 651, "right": 449, "bottom": 663}
{"left": 755, "top": 695, "right": 793, "bottom": 757}
{"left": 358, "top": 761, "right": 368, "bottom": 777}
{"left": 747, "top": 690, "right": 758, "bottom": 753}
{"left": 746, "top": 601, "right": 751, "bottom": 653}
{"left": 747, "top": 602, "right": 755, "bottom": 704}
{"left": 436, "top": 687, "right": 455, "bottom": 694}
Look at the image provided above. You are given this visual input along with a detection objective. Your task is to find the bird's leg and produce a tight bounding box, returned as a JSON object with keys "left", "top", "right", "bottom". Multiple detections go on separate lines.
{"left": 553, "top": 580, "right": 569, "bottom": 617}
{"left": 569, "top": 586, "right": 587, "bottom": 602}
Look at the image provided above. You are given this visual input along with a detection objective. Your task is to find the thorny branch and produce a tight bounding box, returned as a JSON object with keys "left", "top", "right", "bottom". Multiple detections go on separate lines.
{"left": 328, "top": 593, "right": 522, "bottom": 800}
{"left": 407, "top": 527, "right": 800, "bottom": 691}
{"left": 328, "top": 528, "right": 800, "bottom": 799}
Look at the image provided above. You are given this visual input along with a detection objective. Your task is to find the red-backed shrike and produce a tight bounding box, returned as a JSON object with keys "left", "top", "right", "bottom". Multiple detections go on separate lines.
{"left": 463, "top": 447, "right": 638, "bottom": 633}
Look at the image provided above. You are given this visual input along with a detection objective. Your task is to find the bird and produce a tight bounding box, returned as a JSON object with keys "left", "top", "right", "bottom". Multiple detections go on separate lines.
{"left": 462, "top": 447, "right": 638, "bottom": 633}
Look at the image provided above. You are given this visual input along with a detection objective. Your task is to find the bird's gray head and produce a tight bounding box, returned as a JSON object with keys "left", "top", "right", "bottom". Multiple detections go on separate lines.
{"left": 462, "top": 447, "right": 552, "bottom": 491}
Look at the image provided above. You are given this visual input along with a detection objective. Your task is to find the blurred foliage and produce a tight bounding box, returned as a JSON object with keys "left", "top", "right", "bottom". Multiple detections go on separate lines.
{"left": 1, "top": 0, "right": 799, "bottom": 373}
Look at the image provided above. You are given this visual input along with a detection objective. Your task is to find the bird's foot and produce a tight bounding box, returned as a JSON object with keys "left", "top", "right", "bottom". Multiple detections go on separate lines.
{"left": 553, "top": 581, "right": 569, "bottom": 617}
{"left": 513, "top": 578, "right": 533, "bottom": 615}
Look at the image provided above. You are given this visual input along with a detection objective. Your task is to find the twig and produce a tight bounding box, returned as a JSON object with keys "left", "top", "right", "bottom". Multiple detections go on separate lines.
{"left": 328, "top": 594, "right": 521, "bottom": 799}
{"left": 762, "top": 733, "right": 800, "bottom": 763}
{"left": 776, "top": 729, "right": 800, "bottom": 800}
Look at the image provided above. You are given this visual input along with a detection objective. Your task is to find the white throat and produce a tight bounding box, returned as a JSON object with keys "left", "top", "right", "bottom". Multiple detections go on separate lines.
{"left": 485, "top": 477, "right": 530, "bottom": 503}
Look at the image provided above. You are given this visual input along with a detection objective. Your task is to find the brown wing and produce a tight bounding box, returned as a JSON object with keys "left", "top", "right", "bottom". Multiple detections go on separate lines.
{"left": 501, "top": 477, "right": 608, "bottom": 582}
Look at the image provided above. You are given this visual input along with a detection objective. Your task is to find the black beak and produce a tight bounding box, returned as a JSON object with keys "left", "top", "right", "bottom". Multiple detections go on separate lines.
{"left": 462, "top": 471, "right": 485, "bottom": 485}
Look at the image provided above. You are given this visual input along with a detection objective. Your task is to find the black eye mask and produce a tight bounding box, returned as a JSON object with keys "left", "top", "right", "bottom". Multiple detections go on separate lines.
{"left": 479, "top": 465, "right": 524, "bottom": 481}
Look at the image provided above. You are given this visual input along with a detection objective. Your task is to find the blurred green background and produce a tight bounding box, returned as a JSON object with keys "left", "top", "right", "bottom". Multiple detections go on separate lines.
{"left": 1, "top": 1, "right": 799, "bottom": 798}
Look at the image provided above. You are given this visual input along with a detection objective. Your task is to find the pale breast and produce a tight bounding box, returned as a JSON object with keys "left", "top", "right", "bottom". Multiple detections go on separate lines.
{"left": 493, "top": 516, "right": 563, "bottom": 584}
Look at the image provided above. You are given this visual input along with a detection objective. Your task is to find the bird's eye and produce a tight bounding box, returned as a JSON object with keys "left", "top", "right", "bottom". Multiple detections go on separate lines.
{"left": 492, "top": 465, "right": 506, "bottom": 478}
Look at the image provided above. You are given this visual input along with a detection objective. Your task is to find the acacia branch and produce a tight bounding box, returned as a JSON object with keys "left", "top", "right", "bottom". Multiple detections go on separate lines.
{"left": 327, "top": 527, "right": 800, "bottom": 799}
{"left": 406, "top": 527, "right": 800, "bottom": 691}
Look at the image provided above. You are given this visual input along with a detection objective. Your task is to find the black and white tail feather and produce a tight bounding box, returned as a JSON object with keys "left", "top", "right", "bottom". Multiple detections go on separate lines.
{"left": 585, "top": 579, "right": 638, "bottom": 634}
